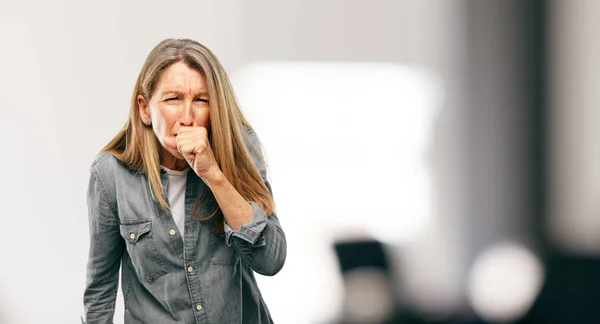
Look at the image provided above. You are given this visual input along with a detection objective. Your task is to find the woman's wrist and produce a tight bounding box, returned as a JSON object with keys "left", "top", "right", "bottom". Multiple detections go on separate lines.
{"left": 203, "top": 166, "right": 226, "bottom": 189}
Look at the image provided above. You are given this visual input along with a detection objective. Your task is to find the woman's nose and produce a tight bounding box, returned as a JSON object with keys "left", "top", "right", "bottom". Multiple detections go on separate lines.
{"left": 180, "top": 101, "right": 194, "bottom": 126}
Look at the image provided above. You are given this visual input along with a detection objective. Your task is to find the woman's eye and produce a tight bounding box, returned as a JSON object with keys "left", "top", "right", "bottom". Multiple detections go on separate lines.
{"left": 166, "top": 97, "right": 178, "bottom": 101}
{"left": 195, "top": 98, "right": 209, "bottom": 103}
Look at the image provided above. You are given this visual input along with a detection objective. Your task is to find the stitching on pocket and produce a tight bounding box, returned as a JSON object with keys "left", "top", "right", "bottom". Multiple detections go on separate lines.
{"left": 120, "top": 218, "right": 152, "bottom": 226}
{"left": 119, "top": 219, "right": 168, "bottom": 282}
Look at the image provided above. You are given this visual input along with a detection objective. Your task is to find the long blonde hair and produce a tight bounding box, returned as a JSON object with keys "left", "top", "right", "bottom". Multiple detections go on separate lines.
{"left": 102, "top": 39, "right": 274, "bottom": 232}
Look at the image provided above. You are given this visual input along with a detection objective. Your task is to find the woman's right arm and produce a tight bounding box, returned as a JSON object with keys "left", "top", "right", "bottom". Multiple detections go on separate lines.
{"left": 83, "top": 165, "right": 124, "bottom": 324}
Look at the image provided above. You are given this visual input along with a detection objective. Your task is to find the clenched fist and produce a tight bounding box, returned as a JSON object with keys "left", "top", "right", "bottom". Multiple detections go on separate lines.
{"left": 163, "top": 126, "right": 219, "bottom": 181}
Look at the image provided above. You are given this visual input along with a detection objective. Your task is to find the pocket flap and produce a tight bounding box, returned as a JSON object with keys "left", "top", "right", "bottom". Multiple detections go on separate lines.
{"left": 119, "top": 219, "right": 152, "bottom": 243}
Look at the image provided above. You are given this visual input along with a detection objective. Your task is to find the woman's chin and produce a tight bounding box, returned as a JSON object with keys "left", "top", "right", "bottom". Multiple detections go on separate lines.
{"left": 170, "top": 150, "right": 186, "bottom": 160}
{"left": 160, "top": 144, "right": 185, "bottom": 160}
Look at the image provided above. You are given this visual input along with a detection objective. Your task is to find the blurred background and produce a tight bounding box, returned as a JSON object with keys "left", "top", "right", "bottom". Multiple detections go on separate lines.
{"left": 1, "top": 0, "right": 599, "bottom": 323}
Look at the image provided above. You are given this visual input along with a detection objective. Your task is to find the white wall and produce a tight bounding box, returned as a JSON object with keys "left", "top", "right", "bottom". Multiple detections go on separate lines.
{"left": 0, "top": 1, "right": 466, "bottom": 322}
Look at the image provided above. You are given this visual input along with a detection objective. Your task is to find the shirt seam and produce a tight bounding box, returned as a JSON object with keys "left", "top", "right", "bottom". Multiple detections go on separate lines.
{"left": 91, "top": 164, "right": 119, "bottom": 220}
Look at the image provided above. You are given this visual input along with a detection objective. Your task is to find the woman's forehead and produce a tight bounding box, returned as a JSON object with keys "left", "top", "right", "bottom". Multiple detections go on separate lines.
{"left": 156, "top": 62, "right": 207, "bottom": 93}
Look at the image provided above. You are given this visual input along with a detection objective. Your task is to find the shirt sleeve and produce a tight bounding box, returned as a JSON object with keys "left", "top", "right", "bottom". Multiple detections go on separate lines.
{"left": 223, "top": 201, "right": 267, "bottom": 247}
{"left": 222, "top": 129, "right": 287, "bottom": 276}
{"left": 83, "top": 165, "right": 124, "bottom": 324}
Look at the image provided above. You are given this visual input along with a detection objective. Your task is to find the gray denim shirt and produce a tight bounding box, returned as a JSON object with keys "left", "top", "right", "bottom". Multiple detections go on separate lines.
{"left": 83, "top": 130, "right": 286, "bottom": 324}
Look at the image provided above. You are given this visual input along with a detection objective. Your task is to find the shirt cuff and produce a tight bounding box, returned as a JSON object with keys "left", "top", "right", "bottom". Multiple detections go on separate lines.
{"left": 223, "top": 201, "right": 268, "bottom": 247}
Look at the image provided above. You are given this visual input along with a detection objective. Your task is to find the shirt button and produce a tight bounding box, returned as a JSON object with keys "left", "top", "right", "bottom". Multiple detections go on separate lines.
{"left": 169, "top": 229, "right": 176, "bottom": 236}
{"left": 196, "top": 304, "right": 203, "bottom": 311}
{"left": 188, "top": 266, "right": 193, "bottom": 273}
{"left": 129, "top": 233, "right": 135, "bottom": 240}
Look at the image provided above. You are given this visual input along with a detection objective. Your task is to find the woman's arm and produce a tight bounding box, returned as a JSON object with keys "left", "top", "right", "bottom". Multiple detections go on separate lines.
{"left": 203, "top": 171, "right": 253, "bottom": 230}
{"left": 205, "top": 131, "right": 286, "bottom": 276}
{"left": 207, "top": 172, "right": 286, "bottom": 276}
{"left": 83, "top": 165, "right": 124, "bottom": 324}
{"left": 174, "top": 127, "right": 286, "bottom": 276}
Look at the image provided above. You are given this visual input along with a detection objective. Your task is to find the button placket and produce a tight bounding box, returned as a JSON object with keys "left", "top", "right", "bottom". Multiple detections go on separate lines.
{"left": 184, "top": 176, "right": 208, "bottom": 318}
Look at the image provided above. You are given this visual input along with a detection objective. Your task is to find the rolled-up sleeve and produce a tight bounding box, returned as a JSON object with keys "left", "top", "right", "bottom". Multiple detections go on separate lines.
{"left": 83, "top": 165, "right": 124, "bottom": 324}
{"left": 223, "top": 130, "right": 287, "bottom": 276}
{"left": 224, "top": 201, "right": 268, "bottom": 247}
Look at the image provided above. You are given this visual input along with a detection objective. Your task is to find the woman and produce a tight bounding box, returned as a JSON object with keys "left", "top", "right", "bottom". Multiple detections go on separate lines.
{"left": 83, "top": 39, "right": 286, "bottom": 324}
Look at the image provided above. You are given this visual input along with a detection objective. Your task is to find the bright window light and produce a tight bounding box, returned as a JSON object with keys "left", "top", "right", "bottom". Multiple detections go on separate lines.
{"left": 232, "top": 61, "right": 442, "bottom": 324}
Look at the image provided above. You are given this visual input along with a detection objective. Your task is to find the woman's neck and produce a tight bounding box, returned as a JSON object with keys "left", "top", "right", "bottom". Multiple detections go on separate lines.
{"left": 160, "top": 148, "right": 189, "bottom": 171}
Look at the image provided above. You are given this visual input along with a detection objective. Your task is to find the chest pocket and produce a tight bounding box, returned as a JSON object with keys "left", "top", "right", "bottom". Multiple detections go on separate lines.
{"left": 119, "top": 218, "right": 168, "bottom": 283}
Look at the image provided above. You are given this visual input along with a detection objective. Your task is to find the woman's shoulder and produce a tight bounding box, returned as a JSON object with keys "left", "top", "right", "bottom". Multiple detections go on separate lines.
{"left": 90, "top": 151, "right": 138, "bottom": 183}
{"left": 241, "top": 126, "right": 268, "bottom": 177}
{"left": 91, "top": 151, "right": 121, "bottom": 172}
{"left": 242, "top": 126, "right": 262, "bottom": 150}
{"left": 89, "top": 151, "right": 144, "bottom": 201}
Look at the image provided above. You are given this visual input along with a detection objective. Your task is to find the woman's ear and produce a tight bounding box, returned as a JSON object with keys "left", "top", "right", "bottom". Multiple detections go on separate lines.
{"left": 138, "top": 95, "right": 151, "bottom": 125}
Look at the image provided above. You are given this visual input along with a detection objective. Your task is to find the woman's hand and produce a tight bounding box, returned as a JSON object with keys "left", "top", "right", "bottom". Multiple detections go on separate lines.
{"left": 165, "top": 126, "right": 253, "bottom": 230}
{"left": 164, "top": 126, "right": 222, "bottom": 183}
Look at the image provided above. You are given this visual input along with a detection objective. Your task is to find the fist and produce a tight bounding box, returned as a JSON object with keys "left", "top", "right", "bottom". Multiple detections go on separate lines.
{"left": 164, "top": 126, "right": 218, "bottom": 180}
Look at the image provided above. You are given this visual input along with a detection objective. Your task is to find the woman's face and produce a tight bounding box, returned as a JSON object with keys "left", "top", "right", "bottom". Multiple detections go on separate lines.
{"left": 138, "top": 61, "right": 211, "bottom": 162}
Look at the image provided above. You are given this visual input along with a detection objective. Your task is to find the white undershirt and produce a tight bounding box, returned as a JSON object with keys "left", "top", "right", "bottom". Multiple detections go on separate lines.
{"left": 162, "top": 166, "right": 189, "bottom": 239}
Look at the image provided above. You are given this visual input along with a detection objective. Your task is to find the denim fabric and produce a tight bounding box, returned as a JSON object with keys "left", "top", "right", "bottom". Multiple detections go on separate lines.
{"left": 83, "top": 130, "right": 286, "bottom": 324}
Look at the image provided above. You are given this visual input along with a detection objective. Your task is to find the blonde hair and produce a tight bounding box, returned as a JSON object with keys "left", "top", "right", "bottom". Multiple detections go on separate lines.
{"left": 102, "top": 39, "right": 274, "bottom": 232}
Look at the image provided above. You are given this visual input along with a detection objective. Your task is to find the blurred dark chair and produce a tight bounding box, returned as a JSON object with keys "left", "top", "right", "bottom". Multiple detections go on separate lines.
{"left": 517, "top": 253, "right": 600, "bottom": 324}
